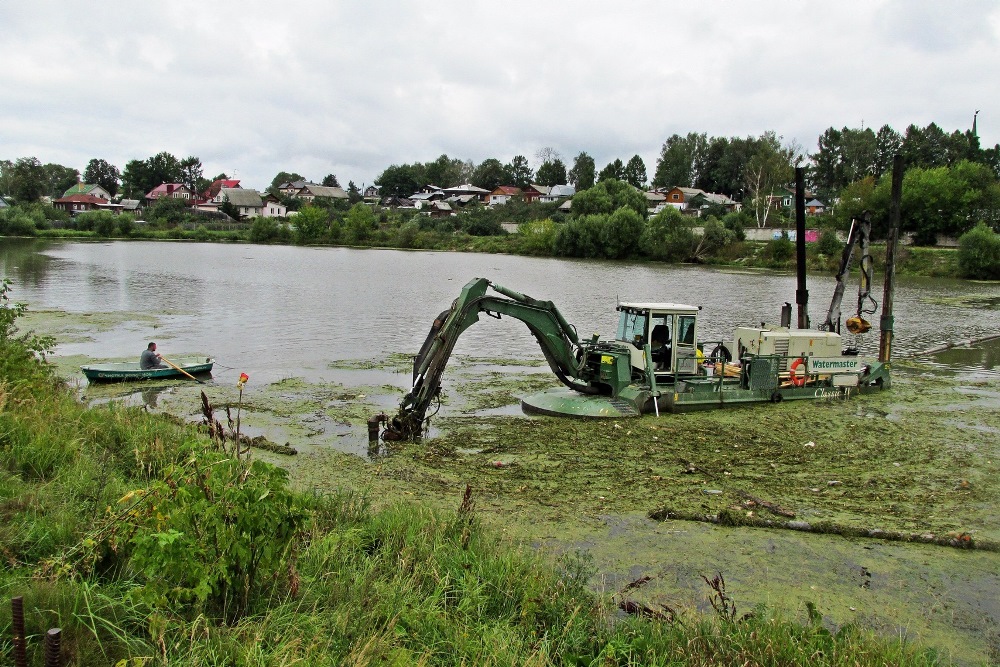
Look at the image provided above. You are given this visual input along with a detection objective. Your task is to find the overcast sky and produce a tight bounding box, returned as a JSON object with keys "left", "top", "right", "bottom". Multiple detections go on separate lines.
{"left": 2, "top": 1, "right": 997, "bottom": 191}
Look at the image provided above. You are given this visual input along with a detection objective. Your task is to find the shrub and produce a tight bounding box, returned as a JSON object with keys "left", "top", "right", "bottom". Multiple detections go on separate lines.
{"left": 816, "top": 229, "right": 843, "bottom": 257}
{"left": 518, "top": 219, "right": 557, "bottom": 255}
{"left": 128, "top": 455, "right": 309, "bottom": 621}
{"left": 601, "top": 207, "right": 645, "bottom": 259}
{"left": 641, "top": 208, "right": 696, "bottom": 261}
{"left": 553, "top": 214, "right": 607, "bottom": 258}
{"left": 249, "top": 217, "right": 282, "bottom": 243}
{"left": 117, "top": 214, "right": 135, "bottom": 237}
{"left": 762, "top": 232, "right": 795, "bottom": 266}
{"left": 458, "top": 206, "right": 504, "bottom": 236}
{"left": 0, "top": 280, "right": 56, "bottom": 391}
{"left": 0, "top": 209, "right": 38, "bottom": 236}
{"left": 699, "top": 217, "right": 737, "bottom": 256}
{"left": 721, "top": 211, "right": 750, "bottom": 241}
{"left": 957, "top": 222, "right": 1000, "bottom": 279}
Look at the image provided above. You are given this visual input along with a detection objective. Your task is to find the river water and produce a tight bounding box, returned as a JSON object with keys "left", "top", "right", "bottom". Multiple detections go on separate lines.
{"left": 4, "top": 238, "right": 1000, "bottom": 386}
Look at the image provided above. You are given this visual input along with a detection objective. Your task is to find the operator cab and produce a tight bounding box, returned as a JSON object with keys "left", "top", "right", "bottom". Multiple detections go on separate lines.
{"left": 616, "top": 302, "right": 702, "bottom": 379}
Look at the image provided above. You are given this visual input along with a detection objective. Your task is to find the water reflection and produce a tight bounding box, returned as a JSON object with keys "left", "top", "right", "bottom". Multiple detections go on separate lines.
{"left": 79, "top": 382, "right": 176, "bottom": 410}
{"left": 916, "top": 337, "right": 1000, "bottom": 381}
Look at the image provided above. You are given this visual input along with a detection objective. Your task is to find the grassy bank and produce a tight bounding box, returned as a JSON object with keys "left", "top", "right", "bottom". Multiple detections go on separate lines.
{"left": 9, "top": 221, "right": 963, "bottom": 279}
{"left": 0, "top": 290, "right": 947, "bottom": 664}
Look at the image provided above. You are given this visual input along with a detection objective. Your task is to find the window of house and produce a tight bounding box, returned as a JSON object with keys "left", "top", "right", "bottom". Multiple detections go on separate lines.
{"left": 672, "top": 194, "right": 679, "bottom": 200}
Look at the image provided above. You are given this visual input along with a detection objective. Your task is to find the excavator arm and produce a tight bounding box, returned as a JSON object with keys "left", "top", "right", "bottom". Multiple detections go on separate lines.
{"left": 385, "top": 278, "right": 595, "bottom": 439}
{"left": 820, "top": 212, "right": 877, "bottom": 336}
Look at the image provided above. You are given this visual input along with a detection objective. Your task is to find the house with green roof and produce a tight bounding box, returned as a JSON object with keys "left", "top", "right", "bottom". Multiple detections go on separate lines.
{"left": 62, "top": 182, "right": 112, "bottom": 201}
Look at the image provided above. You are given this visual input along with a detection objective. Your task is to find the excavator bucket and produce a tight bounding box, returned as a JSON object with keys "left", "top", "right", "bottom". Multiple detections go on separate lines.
{"left": 846, "top": 316, "right": 871, "bottom": 334}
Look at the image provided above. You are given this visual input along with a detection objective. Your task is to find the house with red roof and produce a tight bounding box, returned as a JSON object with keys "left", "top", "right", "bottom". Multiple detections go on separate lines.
{"left": 53, "top": 194, "right": 119, "bottom": 215}
{"left": 204, "top": 178, "right": 241, "bottom": 201}
{"left": 145, "top": 183, "right": 194, "bottom": 205}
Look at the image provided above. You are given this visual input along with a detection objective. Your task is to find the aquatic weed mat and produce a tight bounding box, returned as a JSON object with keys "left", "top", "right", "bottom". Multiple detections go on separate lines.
{"left": 20, "top": 310, "right": 162, "bottom": 343}
{"left": 358, "top": 362, "right": 1000, "bottom": 546}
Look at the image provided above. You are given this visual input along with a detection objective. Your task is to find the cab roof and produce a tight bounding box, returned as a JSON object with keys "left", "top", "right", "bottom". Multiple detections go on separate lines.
{"left": 617, "top": 302, "right": 701, "bottom": 315}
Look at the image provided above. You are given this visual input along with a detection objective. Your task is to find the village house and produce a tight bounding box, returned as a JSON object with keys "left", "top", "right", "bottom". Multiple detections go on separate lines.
{"left": 53, "top": 193, "right": 114, "bottom": 215}
{"left": 539, "top": 184, "right": 575, "bottom": 203}
{"left": 488, "top": 185, "right": 522, "bottom": 206}
{"left": 145, "top": 183, "right": 193, "bottom": 205}
{"left": 204, "top": 178, "right": 241, "bottom": 202}
{"left": 522, "top": 184, "right": 548, "bottom": 203}
{"left": 62, "top": 182, "right": 112, "bottom": 201}
{"left": 261, "top": 193, "right": 287, "bottom": 218}
{"left": 277, "top": 180, "right": 315, "bottom": 198}
{"left": 442, "top": 183, "right": 490, "bottom": 203}
{"left": 295, "top": 184, "right": 349, "bottom": 202}
{"left": 220, "top": 187, "right": 263, "bottom": 219}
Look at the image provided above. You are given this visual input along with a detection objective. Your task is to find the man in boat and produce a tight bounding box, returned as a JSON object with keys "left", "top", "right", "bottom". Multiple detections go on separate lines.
{"left": 140, "top": 342, "right": 167, "bottom": 370}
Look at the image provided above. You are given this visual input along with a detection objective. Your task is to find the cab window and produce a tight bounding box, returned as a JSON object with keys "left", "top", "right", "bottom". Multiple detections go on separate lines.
{"left": 616, "top": 311, "right": 648, "bottom": 346}
{"left": 677, "top": 315, "right": 696, "bottom": 346}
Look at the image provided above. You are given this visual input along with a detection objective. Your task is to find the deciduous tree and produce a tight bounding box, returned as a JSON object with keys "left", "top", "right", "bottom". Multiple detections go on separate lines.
{"left": 11, "top": 157, "right": 46, "bottom": 203}
{"left": 122, "top": 152, "right": 183, "bottom": 198}
{"left": 744, "top": 132, "right": 798, "bottom": 228}
{"left": 375, "top": 164, "right": 420, "bottom": 198}
{"left": 0, "top": 159, "right": 14, "bottom": 196}
{"left": 535, "top": 159, "right": 567, "bottom": 187}
{"left": 653, "top": 133, "right": 707, "bottom": 189}
{"left": 43, "top": 163, "right": 80, "bottom": 199}
{"left": 322, "top": 174, "right": 340, "bottom": 187}
{"left": 571, "top": 179, "right": 647, "bottom": 219}
{"left": 568, "top": 152, "right": 596, "bottom": 190}
{"left": 179, "top": 156, "right": 204, "bottom": 195}
{"left": 293, "top": 205, "right": 329, "bottom": 244}
{"left": 83, "top": 158, "right": 121, "bottom": 196}
{"left": 269, "top": 172, "right": 305, "bottom": 194}
{"left": 471, "top": 158, "right": 506, "bottom": 191}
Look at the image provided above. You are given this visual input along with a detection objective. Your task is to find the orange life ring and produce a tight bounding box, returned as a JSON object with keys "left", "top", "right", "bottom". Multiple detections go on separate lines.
{"left": 789, "top": 357, "right": 807, "bottom": 387}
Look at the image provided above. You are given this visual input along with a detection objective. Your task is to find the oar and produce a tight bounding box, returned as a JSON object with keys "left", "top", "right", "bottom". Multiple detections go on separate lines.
{"left": 160, "top": 355, "right": 206, "bottom": 384}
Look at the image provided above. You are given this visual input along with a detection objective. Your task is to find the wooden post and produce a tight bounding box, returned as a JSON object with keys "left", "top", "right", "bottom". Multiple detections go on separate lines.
{"left": 795, "top": 167, "right": 809, "bottom": 328}
{"left": 12, "top": 597, "right": 27, "bottom": 667}
{"left": 45, "top": 628, "right": 61, "bottom": 667}
{"left": 879, "top": 153, "right": 904, "bottom": 363}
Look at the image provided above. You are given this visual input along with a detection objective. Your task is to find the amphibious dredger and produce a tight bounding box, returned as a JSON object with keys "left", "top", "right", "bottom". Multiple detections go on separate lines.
{"left": 373, "top": 161, "right": 902, "bottom": 442}
{"left": 375, "top": 263, "right": 890, "bottom": 441}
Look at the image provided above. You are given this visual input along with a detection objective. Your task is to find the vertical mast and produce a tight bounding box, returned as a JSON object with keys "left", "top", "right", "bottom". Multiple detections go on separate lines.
{"left": 795, "top": 167, "right": 809, "bottom": 329}
{"left": 879, "top": 153, "right": 903, "bottom": 363}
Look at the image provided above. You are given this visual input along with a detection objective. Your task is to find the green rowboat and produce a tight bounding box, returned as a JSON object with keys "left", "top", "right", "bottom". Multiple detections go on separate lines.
{"left": 81, "top": 357, "right": 214, "bottom": 382}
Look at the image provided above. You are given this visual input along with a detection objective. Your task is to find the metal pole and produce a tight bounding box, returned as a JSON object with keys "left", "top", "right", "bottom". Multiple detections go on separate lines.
{"left": 12, "top": 597, "right": 27, "bottom": 667}
{"left": 794, "top": 167, "right": 809, "bottom": 328}
{"left": 879, "top": 153, "right": 904, "bottom": 363}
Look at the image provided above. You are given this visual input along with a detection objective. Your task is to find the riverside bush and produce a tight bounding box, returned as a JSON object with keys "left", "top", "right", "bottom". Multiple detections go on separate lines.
{"left": 957, "top": 222, "right": 1000, "bottom": 279}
